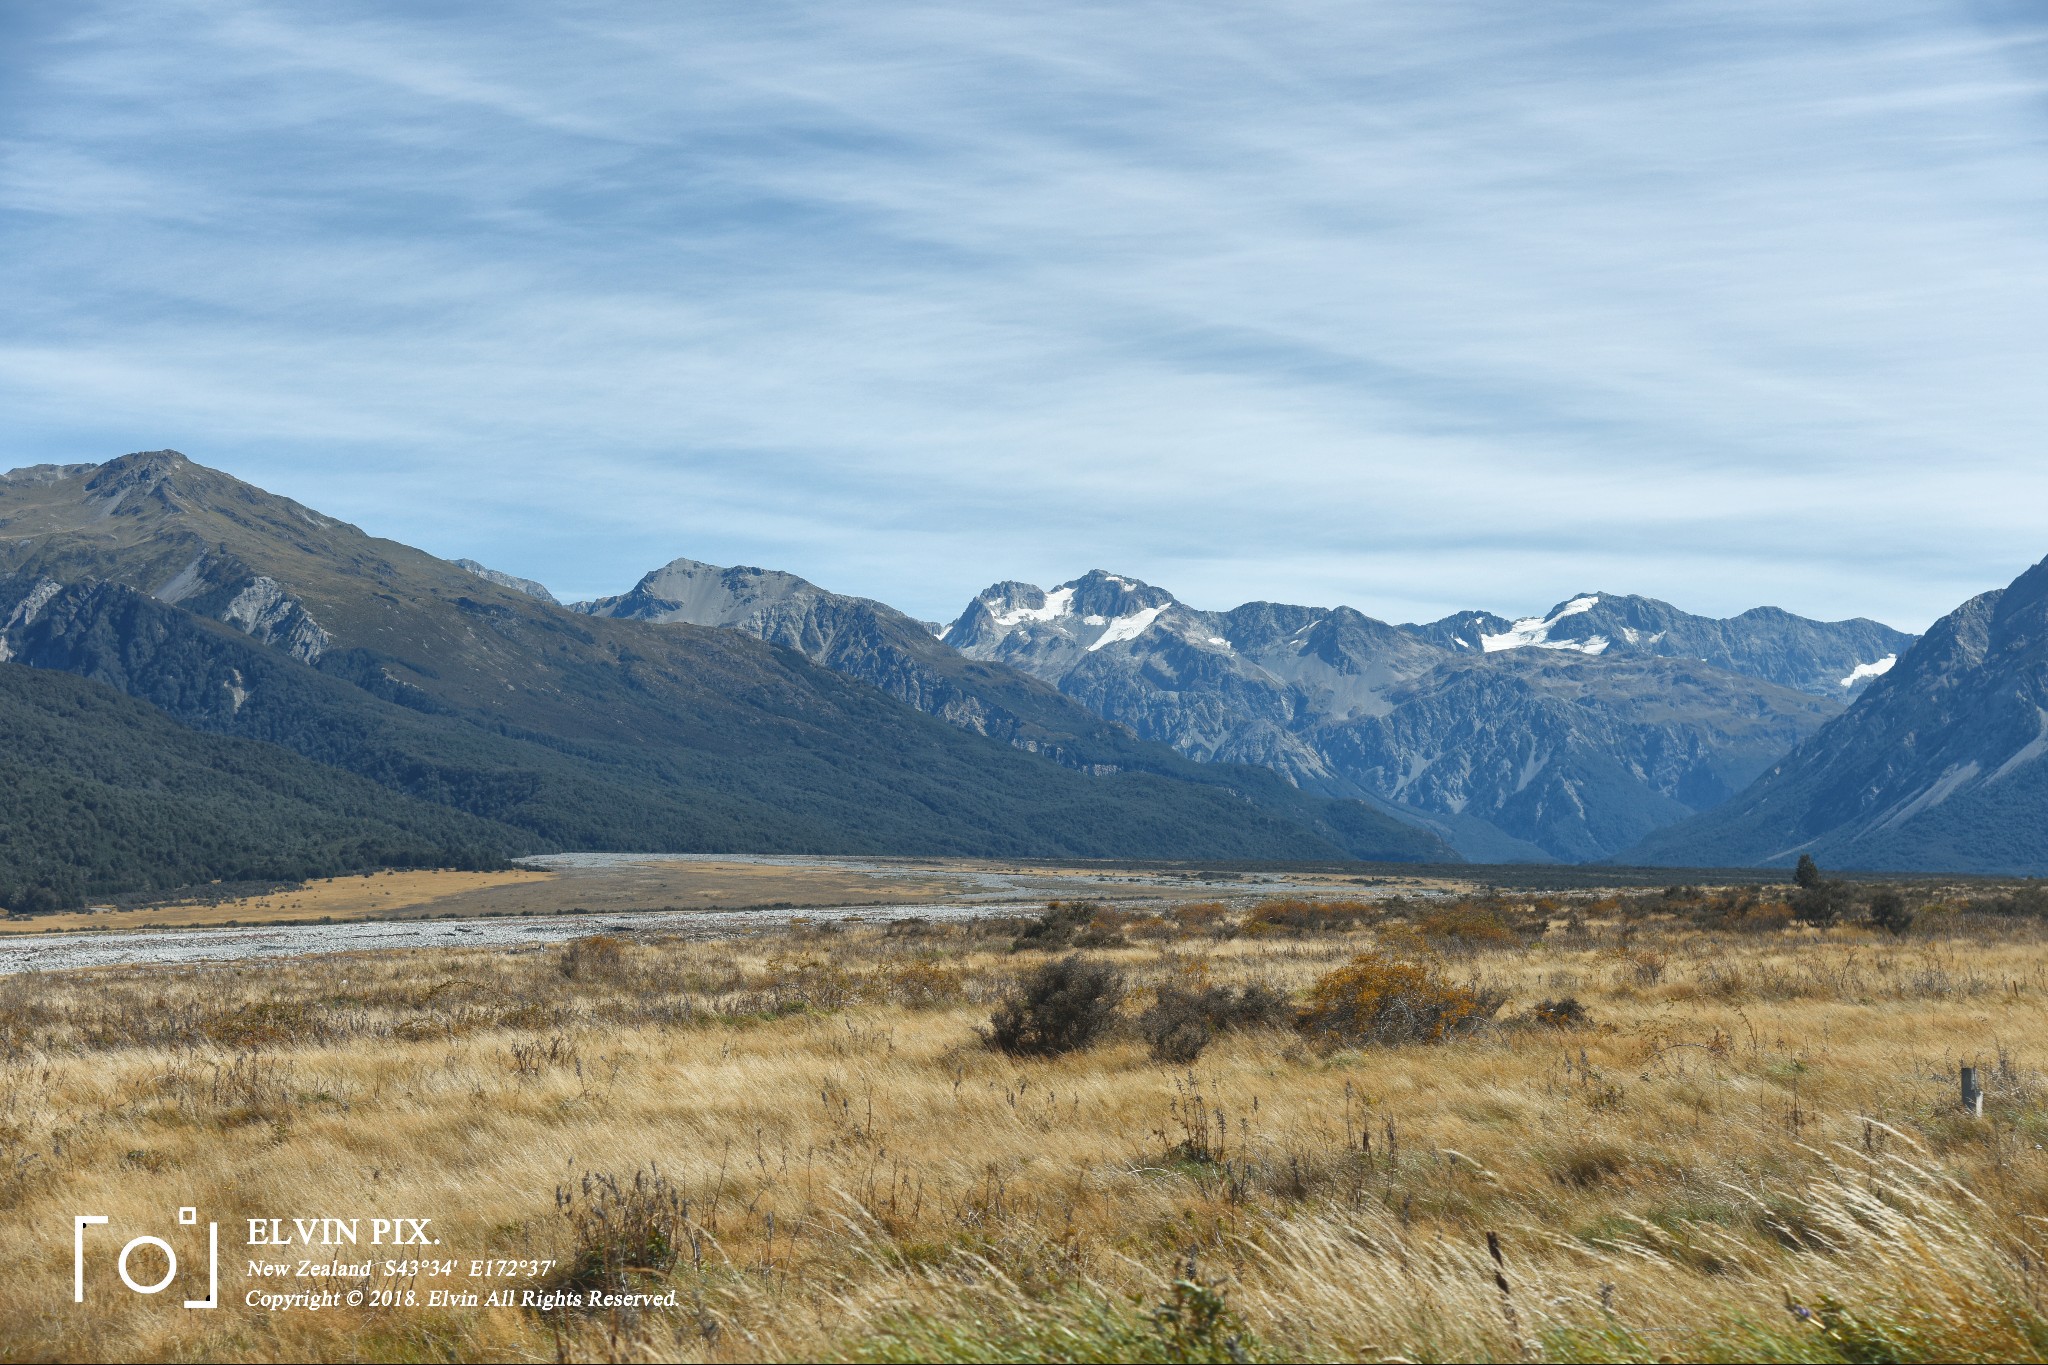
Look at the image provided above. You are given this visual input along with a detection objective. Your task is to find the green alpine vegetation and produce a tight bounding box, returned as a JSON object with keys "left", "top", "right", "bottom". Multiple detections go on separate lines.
{"left": 0, "top": 663, "right": 520, "bottom": 912}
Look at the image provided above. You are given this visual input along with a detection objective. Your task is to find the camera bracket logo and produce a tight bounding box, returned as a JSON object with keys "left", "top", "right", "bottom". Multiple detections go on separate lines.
{"left": 74, "top": 1207, "right": 219, "bottom": 1309}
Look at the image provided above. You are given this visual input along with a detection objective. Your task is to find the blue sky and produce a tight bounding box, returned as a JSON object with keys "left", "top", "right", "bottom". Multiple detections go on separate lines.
{"left": 4, "top": 1, "right": 2047, "bottom": 629}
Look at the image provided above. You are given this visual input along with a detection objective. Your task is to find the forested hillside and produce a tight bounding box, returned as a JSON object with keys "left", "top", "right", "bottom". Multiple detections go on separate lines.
{"left": 0, "top": 664, "right": 522, "bottom": 911}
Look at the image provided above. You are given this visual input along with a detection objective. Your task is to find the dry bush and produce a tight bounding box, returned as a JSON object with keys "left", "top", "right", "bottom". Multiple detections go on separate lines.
{"left": 1241, "top": 898, "right": 1375, "bottom": 936}
{"left": 1168, "top": 901, "right": 1238, "bottom": 938}
{"left": 1716, "top": 898, "right": 1794, "bottom": 933}
{"left": 559, "top": 933, "right": 631, "bottom": 982}
{"left": 983, "top": 954, "right": 1125, "bottom": 1056}
{"left": 1417, "top": 900, "right": 1523, "bottom": 948}
{"left": 1011, "top": 901, "right": 1127, "bottom": 952}
{"left": 879, "top": 956, "right": 966, "bottom": 1009}
{"left": 1619, "top": 948, "right": 1668, "bottom": 987}
{"left": 727, "top": 955, "right": 861, "bottom": 1017}
{"left": 1528, "top": 995, "right": 1591, "bottom": 1028}
{"left": 1294, "top": 950, "right": 1505, "bottom": 1047}
{"left": 1138, "top": 982, "right": 1292, "bottom": 1064}
{"left": 552, "top": 1167, "right": 689, "bottom": 1292}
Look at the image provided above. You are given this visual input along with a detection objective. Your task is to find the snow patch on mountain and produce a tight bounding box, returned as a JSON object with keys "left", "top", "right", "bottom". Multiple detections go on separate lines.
{"left": 1839, "top": 655, "right": 1896, "bottom": 688}
{"left": 1089, "top": 603, "right": 1170, "bottom": 652}
{"left": 1481, "top": 595, "right": 1608, "bottom": 655}
{"left": 987, "top": 585, "right": 1074, "bottom": 630}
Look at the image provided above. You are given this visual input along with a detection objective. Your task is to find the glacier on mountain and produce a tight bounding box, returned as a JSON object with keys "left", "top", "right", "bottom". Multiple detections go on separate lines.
{"left": 1088, "top": 603, "right": 1170, "bottom": 652}
{"left": 1480, "top": 595, "right": 1610, "bottom": 655}
{"left": 986, "top": 585, "right": 1074, "bottom": 629}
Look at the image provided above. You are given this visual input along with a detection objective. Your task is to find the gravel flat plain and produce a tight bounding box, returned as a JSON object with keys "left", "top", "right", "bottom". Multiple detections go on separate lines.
{"left": 0, "top": 852, "right": 1426, "bottom": 974}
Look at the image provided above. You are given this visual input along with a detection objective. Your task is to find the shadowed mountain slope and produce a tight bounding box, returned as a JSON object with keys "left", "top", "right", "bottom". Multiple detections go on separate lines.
{"left": 0, "top": 662, "right": 521, "bottom": 910}
{"left": 1624, "top": 553, "right": 2048, "bottom": 873}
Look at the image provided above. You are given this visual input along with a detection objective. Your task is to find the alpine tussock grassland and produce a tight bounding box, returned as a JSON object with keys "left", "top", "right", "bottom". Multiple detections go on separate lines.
{"left": 2, "top": 889, "right": 2046, "bottom": 1362}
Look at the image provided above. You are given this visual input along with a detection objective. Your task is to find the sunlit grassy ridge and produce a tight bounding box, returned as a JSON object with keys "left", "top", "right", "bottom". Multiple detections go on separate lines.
{"left": 2, "top": 893, "right": 2045, "bottom": 1362}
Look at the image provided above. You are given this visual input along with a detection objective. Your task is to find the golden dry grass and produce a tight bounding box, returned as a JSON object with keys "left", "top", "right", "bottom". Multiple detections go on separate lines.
{"left": 2, "top": 899, "right": 2045, "bottom": 1362}
{"left": 0, "top": 868, "right": 557, "bottom": 933}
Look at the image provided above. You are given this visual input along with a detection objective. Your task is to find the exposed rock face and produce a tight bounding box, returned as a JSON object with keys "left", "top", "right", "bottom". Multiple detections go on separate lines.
{"left": 944, "top": 571, "right": 1855, "bottom": 862}
{"left": 454, "top": 559, "right": 559, "bottom": 604}
{"left": 206, "top": 575, "right": 331, "bottom": 663}
{"left": 1627, "top": 554, "right": 2048, "bottom": 873}
{"left": 1323, "top": 654, "right": 1835, "bottom": 862}
{"left": 0, "top": 577, "right": 64, "bottom": 661}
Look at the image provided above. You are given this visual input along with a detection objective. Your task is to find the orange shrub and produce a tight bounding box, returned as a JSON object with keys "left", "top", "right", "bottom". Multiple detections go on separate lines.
{"left": 1295, "top": 950, "right": 1506, "bottom": 1046}
{"left": 883, "top": 957, "right": 966, "bottom": 1009}
{"left": 1417, "top": 901, "right": 1520, "bottom": 947}
{"left": 1243, "top": 898, "right": 1376, "bottom": 935}
{"left": 1168, "top": 902, "right": 1237, "bottom": 938}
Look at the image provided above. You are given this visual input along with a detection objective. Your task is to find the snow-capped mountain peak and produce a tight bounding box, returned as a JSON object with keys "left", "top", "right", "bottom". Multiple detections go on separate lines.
{"left": 948, "top": 571, "right": 1179, "bottom": 654}
{"left": 985, "top": 583, "right": 1075, "bottom": 629}
{"left": 1480, "top": 594, "right": 1611, "bottom": 655}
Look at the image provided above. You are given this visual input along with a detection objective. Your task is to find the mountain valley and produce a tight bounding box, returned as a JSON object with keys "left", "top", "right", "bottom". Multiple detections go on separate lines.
{"left": 7, "top": 448, "right": 2043, "bottom": 893}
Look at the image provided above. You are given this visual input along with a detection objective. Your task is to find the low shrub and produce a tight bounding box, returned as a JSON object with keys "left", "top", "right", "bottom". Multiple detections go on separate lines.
{"left": 882, "top": 957, "right": 966, "bottom": 1009}
{"left": 1709, "top": 898, "right": 1793, "bottom": 934}
{"left": 1012, "top": 902, "right": 1126, "bottom": 952}
{"left": 1417, "top": 901, "right": 1522, "bottom": 947}
{"left": 1866, "top": 889, "right": 1914, "bottom": 937}
{"left": 1138, "top": 982, "right": 1292, "bottom": 1063}
{"left": 1528, "top": 996, "right": 1591, "bottom": 1028}
{"left": 552, "top": 1168, "right": 688, "bottom": 1292}
{"left": 1965, "top": 884, "right": 2048, "bottom": 918}
{"left": 1241, "top": 898, "right": 1375, "bottom": 935}
{"left": 983, "top": 955, "right": 1125, "bottom": 1057}
{"left": 559, "top": 934, "right": 630, "bottom": 982}
{"left": 1295, "top": 951, "right": 1505, "bottom": 1047}
{"left": 1168, "top": 901, "right": 1237, "bottom": 938}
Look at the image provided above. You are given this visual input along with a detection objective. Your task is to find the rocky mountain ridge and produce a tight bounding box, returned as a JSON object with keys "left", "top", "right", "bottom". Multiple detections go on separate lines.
{"left": 1627, "top": 553, "right": 2048, "bottom": 873}
{"left": 1406, "top": 593, "right": 1912, "bottom": 697}
{"left": 939, "top": 571, "right": 1867, "bottom": 861}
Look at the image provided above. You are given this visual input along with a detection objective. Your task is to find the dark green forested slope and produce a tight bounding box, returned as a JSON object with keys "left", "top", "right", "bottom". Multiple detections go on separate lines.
{"left": 0, "top": 663, "right": 525, "bottom": 910}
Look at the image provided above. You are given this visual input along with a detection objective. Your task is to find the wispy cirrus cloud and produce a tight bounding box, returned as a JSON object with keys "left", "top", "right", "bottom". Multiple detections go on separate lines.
{"left": 3, "top": 0, "right": 2047, "bottom": 625}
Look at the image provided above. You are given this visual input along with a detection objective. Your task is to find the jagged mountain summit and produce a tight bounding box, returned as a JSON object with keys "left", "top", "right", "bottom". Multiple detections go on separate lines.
{"left": 0, "top": 452, "right": 1455, "bottom": 884}
{"left": 943, "top": 571, "right": 1853, "bottom": 862}
{"left": 1405, "top": 593, "right": 1912, "bottom": 697}
{"left": 1626, "top": 552, "right": 2048, "bottom": 873}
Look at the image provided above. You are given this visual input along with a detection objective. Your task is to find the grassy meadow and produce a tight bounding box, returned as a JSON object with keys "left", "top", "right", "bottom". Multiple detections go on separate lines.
{"left": 2, "top": 887, "right": 2046, "bottom": 1362}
